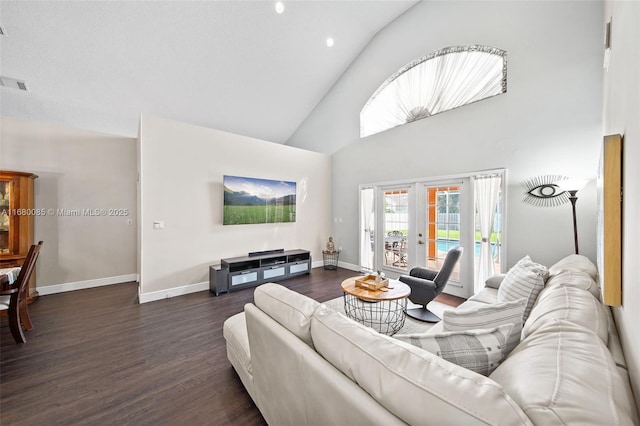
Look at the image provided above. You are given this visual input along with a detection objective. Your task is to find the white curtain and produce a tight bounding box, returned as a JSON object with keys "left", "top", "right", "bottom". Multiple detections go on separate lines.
{"left": 474, "top": 175, "right": 501, "bottom": 293}
{"left": 361, "top": 45, "right": 506, "bottom": 138}
{"left": 360, "top": 188, "right": 375, "bottom": 271}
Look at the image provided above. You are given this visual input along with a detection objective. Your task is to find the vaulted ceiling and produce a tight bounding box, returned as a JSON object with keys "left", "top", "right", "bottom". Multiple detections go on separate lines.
{"left": 0, "top": 1, "right": 416, "bottom": 143}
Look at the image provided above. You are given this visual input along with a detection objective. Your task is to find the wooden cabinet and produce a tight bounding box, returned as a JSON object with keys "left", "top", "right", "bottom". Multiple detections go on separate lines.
{"left": 0, "top": 170, "right": 38, "bottom": 301}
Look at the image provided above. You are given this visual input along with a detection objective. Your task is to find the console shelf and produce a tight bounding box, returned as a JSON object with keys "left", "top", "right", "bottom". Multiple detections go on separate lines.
{"left": 209, "top": 249, "right": 311, "bottom": 296}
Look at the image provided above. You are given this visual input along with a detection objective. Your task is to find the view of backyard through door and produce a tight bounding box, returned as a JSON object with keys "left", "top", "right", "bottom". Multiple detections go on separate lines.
{"left": 420, "top": 185, "right": 462, "bottom": 281}
{"left": 383, "top": 189, "right": 409, "bottom": 270}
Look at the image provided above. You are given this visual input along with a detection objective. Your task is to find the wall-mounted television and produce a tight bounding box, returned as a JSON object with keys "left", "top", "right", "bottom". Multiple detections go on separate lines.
{"left": 223, "top": 175, "right": 296, "bottom": 225}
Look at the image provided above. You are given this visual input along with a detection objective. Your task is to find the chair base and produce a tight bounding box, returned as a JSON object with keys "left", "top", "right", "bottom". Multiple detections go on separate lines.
{"left": 406, "top": 307, "right": 441, "bottom": 323}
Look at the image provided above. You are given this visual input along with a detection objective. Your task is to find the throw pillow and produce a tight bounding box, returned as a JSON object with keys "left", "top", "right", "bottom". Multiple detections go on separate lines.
{"left": 497, "top": 255, "right": 549, "bottom": 321}
{"left": 442, "top": 298, "right": 526, "bottom": 357}
{"left": 485, "top": 274, "right": 507, "bottom": 289}
{"left": 394, "top": 324, "right": 513, "bottom": 376}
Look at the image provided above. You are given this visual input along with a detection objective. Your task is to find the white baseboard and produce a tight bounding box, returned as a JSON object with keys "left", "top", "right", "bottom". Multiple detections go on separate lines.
{"left": 37, "top": 273, "right": 138, "bottom": 296}
{"left": 35, "top": 261, "right": 362, "bottom": 302}
{"left": 138, "top": 281, "right": 209, "bottom": 304}
{"left": 312, "top": 260, "right": 360, "bottom": 272}
{"left": 140, "top": 261, "right": 359, "bottom": 303}
{"left": 337, "top": 261, "right": 360, "bottom": 272}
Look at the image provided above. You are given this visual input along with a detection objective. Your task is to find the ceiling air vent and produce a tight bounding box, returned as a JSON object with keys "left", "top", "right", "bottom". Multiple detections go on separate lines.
{"left": 0, "top": 76, "right": 28, "bottom": 91}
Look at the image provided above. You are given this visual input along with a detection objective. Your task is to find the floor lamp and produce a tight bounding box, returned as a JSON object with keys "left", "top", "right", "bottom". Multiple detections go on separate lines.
{"left": 556, "top": 178, "right": 589, "bottom": 254}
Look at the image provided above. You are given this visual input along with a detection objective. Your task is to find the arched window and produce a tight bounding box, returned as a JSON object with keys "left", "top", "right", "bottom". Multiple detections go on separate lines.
{"left": 360, "top": 45, "right": 507, "bottom": 138}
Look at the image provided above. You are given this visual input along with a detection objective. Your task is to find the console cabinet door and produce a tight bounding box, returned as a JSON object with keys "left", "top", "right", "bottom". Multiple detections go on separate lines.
{"left": 262, "top": 265, "right": 286, "bottom": 280}
{"left": 288, "top": 261, "right": 310, "bottom": 275}
{"left": 229, "top": 268, "right": 261, "bottom": 288}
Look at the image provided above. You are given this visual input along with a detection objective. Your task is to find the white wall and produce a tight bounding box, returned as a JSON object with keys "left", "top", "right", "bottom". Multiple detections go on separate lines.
{"left": 603, "top": 0, "right": 640, "bottom": 410}
{"left": 138, "top": 115, "right": 331, "bottom": 301}
{"left": 288, "top": 0, "right": 603, "bottom": 269}
{"left": 0, "top": 116, "right": 137, "bottom": 291}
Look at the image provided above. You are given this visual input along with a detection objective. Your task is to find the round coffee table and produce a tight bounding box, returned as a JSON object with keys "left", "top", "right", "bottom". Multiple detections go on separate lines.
{"left": 341, "top": 277, "right": 411, "bottom": 335}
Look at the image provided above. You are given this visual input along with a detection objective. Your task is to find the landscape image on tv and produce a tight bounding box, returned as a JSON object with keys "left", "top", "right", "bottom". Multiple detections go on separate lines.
{"left": 223, "top": 175, "right": 297, "bottom": 225}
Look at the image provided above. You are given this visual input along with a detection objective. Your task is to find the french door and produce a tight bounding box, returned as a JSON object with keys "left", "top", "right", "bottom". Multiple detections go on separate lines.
{"left": 360, "top": 171, "right": 505, "bottom": 298}
{"left": 362, "top": 178, "right": 475, "bottom": 298}
{"left": 414, "top": 180, "right": 474, "bottom": 298}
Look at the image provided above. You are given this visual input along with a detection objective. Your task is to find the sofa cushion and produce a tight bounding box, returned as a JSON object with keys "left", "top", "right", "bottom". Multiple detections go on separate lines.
{"left": 394, "top": 324, "right": 513, "bottom": 376}
{"left": 497, "top": 255, "right": 548, "bottom": 321}
{"left": 490, "top": 319, "right": 636, "bottom": 425}
{"left": 548, "top": 254, "right": 598, "bottom": 280}
{"left": 523, "top": 285, "right": 609, "bottom": 345}
{"left": 543, "top": 271, "right": 600, "bottom": 300}
{"left": 310, "top": 306, "right": 531, "bottom": 425}
{"left": 467, "top": 287, "right": 499, "bottom": 305}
{"left": 442, "top": 298, "right": 526, "bottom": 357}
{"left": 253, "top": 283, "right": 320, "bottom": 348}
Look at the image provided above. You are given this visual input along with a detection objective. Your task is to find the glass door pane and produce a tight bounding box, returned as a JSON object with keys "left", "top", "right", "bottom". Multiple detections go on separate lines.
{"left": 0, "top": 180, "right": 10, "bottom": 254}
{"left": 424, "top": 185, "right": 462, "bottom": 281}
{"left": 382, "top": 188, "right": 409, "bottom": 271}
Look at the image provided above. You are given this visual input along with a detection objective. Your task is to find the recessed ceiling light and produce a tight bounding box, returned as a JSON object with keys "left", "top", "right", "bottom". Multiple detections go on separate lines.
{"left": 275, "top": 2, "right": 284, "bottom": 14}
{"left": 326, "top": 37, "right": 335, "bottom": 48}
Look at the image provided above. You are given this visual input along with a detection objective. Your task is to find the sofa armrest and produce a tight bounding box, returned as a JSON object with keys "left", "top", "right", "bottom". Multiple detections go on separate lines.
{"left": 485, "top": 274, "right": 507, "bottom": 289}
{"left": 399, "top": 275, "right": 437, "bottom": 291}
{"left": 409, "top": 267, "right": 438, "bottom": 281}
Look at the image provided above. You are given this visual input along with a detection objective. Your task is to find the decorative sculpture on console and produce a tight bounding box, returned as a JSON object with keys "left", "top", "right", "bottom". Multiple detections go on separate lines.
{"left": 325, "top": 236, "right": 336, "bottom": 253}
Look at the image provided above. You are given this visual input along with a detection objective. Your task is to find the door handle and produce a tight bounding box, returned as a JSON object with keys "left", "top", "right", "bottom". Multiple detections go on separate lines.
{"left": 418, "top": 240, "right": 424, "bottom": 245}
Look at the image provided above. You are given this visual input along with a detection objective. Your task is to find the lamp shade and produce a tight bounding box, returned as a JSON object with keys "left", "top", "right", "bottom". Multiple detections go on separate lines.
{"left": 555, "top": 178, "right": 590, "bottom": 192}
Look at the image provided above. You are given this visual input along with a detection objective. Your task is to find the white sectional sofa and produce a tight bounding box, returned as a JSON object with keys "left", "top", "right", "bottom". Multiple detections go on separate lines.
{"left": 223, "top": 255, "right": 639, "bottom": 425}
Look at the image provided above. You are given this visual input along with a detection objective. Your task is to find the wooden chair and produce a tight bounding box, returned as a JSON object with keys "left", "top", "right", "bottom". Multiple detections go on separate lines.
{"left": 385, "top": 231, "right": 404, "bottom": 266}
{"left": 0, "top": 241, "right": 43, "bottom": 343}
{"left": 393, "top": 237, "right": 408, "bottom": 267}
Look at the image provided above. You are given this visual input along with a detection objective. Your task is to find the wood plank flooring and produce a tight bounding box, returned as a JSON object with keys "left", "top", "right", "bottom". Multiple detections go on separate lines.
{"left": 0, "top": 268, "right": 463, "bottom": 425}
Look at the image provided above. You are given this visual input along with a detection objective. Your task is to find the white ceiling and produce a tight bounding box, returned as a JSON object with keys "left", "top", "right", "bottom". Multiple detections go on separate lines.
{"left": 0, "top": 1, "right": 416, "bottom": 143}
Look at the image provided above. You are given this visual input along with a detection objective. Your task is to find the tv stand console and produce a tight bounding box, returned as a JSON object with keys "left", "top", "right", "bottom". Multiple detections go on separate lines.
{"left": 210, "top": 249, "right": 311, "bottom": 296}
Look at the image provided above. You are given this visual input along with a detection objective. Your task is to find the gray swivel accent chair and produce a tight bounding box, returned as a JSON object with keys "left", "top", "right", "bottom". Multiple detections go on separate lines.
{"left": 399, "top": 246, "right": 464, "bottom": 322}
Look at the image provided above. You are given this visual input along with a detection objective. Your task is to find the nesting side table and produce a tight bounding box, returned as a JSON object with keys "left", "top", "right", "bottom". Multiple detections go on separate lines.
{"left": 322, "top": 250, "right": 340, "bottom": 270}
{"left": 340, "top": 276, "right": 411, "bottom": 335}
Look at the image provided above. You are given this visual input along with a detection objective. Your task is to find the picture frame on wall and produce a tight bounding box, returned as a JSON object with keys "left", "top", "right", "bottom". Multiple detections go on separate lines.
{"left": 223, "top": 175, "right": 297, "bottom": 225}
{"left": 597, "top": 134, "right": 622, "bottom": 306}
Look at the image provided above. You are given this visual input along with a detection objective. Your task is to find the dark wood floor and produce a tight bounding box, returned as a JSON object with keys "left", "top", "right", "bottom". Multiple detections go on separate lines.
{"left": 0, "top": 268, "right": 463, "bottom": 425}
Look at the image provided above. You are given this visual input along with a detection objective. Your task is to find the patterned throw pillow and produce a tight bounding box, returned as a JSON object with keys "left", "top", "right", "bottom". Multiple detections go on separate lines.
{"left": 442, "top": 298, "right": 527, "bottom": 357}
{"left": 394, "top": 324, "right": 513, "bottom": 376}
{"left": 497, "top": 255, "right": 549, "bottom": 321}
